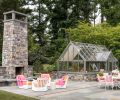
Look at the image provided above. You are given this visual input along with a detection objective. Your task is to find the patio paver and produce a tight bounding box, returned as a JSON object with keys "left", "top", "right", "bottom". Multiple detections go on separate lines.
{"left": 0, "top": 81, "right": 120, "bottom": 100}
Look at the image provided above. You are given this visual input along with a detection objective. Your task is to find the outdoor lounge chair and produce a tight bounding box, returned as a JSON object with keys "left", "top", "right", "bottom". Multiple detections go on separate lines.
{"left": 41, "top": 74, "right": 51, "bottom": 87}
{"left": 32, "top": 78, "right": 48, "bottom": 91}
{"left": 16, "top": 75, "right": 32, "bottom": 89}
{"left": 97, "top": 74, "right": 106, "bottom": 88}
{"left": 55, "top": 75, "right": 69, "bottom": 88}
{"left": 105, "top": 75, "right": 115, "bottom": 90}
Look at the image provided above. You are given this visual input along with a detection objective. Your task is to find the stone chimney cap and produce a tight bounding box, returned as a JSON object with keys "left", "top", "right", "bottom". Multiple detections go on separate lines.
{"left": 3, "top": 10, "right": 28, "bottom": 17}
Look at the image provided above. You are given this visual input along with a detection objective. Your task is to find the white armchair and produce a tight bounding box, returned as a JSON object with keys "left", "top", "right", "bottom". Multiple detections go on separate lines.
{"left": 32, "top": 78, "right": 48, "bottom": 91}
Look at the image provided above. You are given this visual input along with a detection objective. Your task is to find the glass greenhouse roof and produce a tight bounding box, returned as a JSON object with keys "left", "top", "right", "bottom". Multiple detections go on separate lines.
{"left": 59, "top": 41, "right": 118, "bottom": 62}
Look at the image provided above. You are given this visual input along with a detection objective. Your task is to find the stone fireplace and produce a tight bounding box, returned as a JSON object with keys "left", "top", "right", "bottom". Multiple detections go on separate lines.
{"left": 15, "top": 67, "right": 24, "bottom": 76}
{"left": 0, "top": 11, "right": 32, "bottom": 79}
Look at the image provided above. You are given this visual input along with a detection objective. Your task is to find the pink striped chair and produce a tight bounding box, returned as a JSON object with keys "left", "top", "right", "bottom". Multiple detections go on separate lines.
{"left": 97, "top": 74, "right": 106, "bottom": 88}
{"left": 105, "top": 75, "right": 116, "bottom": 90}
{"left": 16, "top": 75, "right": 32, "bottom": 89}
{"left": 55, "top": 75, "right": 69, "bottom": 88}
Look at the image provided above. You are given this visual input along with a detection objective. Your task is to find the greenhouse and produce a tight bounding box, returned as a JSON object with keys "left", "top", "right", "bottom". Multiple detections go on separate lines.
{"left": 57, "top": 41, "right": 118, "bottom": 73}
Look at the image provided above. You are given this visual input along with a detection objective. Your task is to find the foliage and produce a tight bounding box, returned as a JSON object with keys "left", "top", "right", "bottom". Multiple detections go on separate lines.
{"left": 98, "top": 0, "right": 120, "bottom": 25}
{"left": 42, "top": 64, "right": 56, "bottom": 72}
{"left": 33, "top": 63, "right": 57, "bottom": 73}
{"left": 29, "top": 43, "right": 51, "bottom": 73}
{"left": 66, "top": 22, "right": 120, "bottom": 64}
{"left": 28, "top": 32, "right": 39, "bottom": 54}
{"left": 98, "top": 72, "right": 103, "bottom": 76}
{"left": 0, "top": 0, "right": 120, "bottom": 72}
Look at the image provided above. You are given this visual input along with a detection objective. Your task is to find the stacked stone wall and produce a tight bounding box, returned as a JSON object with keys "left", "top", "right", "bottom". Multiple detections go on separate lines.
{"left": 2, "top": 22, "right": 14, "bottom": 67}
{"left": 1, "top": 20, "right": 29, "bottom": 78}
{"left": 2, "top": 21, "right": 28, "bottom": 68}
{"left": 1, "top": 11, "right": 32, "bottom": 79}
{"left": 0, "top": 67, "right": 6, "bottom": 78}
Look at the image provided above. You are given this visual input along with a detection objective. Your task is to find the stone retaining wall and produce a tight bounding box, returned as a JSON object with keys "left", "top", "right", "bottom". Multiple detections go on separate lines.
{"left": 0, "top": 79, "right": 16, "bottom": 86}
{"left": 57, "top": 71, "right": 97, "bottom": 81}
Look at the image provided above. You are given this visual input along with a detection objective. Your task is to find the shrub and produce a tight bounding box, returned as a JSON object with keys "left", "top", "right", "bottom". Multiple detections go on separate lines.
{"left": 43, "top": 64, "right": 56, "bottom": 72}
{"left": 98, "top": 72, "right": 103, "bottom": 76}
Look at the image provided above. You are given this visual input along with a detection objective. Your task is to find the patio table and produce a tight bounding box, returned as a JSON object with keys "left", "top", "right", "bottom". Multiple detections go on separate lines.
{"left": 50, "top": 81, "right": 56, "bottom": 90}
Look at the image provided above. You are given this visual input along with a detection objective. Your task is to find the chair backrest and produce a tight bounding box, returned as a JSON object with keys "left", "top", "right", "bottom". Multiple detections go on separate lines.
{"left": 62, "top": 75, "right": 68, "bottom": 81}
{"left": 103, "top": 73, "right": 108, "bottom": 76}
{"left": 41, "top": 74, "right": 50, "bottom": 79}
{"left": 97, "top": 74, "right": 105, "bottom": 82}
{"left": 41, "top": 74, "right": 51, "bottom": 86}
{"left": 105, "top": 75, "right": 113, "bottom": 82}
{"left": 16, "top": 75, "right": 26, "bottom": 86}
{"left": 36, "top": 78, "right": 48, "bottom": 87}
{"left": 118, "top": 73, "right": 120, "bottom": 78}
{"left": 62, "top": 75, "right": 69, "bottom": 85}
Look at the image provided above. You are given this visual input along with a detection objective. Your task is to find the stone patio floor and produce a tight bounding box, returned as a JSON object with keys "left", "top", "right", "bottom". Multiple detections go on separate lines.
{"left": 0, "top": 81, "right": 120, "bottom": 100}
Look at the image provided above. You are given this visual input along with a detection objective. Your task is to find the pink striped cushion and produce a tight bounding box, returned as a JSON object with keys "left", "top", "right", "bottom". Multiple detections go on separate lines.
{"left": 56, "top": 79, "right": 65, "bottom": 86}
{"left": 16, "top": 75, "right": 26, "bottom": 86}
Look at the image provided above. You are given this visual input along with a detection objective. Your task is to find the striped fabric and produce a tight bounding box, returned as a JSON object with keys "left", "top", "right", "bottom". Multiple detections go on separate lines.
{"left": 34, "top": 78, "right": 47, "bottom": 87}
{"left": 16, "top": 75, "right": 26, "bottom": 87}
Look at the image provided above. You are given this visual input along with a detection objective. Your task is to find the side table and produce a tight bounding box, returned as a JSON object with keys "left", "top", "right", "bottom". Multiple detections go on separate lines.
{"left": 50, "top": 82, "right": 56, "bottom": 90}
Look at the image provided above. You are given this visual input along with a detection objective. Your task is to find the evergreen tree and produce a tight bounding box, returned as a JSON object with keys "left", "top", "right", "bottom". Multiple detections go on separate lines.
{"left": 98, "top": 0, "right": 120, "bottom": 25}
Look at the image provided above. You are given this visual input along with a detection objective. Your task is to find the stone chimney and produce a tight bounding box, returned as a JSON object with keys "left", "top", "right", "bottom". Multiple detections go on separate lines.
{"left": 1, "top": 11, "right": 31, "bottom": 78}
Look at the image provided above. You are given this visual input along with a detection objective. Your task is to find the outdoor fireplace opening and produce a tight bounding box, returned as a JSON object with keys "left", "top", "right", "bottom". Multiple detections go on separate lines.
{"left": 15, "top": 67, "right": 24, "bottom": 75}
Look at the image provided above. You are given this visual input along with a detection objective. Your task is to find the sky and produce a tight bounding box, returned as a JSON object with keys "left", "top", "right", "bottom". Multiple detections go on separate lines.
{"left": 91, "top": 4, "right": 101, "bottom": 25}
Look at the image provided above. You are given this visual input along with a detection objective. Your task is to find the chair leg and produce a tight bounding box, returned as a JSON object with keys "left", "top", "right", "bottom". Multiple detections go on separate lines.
{"left": 98, "top": 83, "right": 101, "bottom": 88}
{"left": 112, "top": 85, "right": 114, "bottom": 90}
{"left": 112, "top": 86, "right": 113, "bottom": 90}
{"left": 116, "top": 85, "right": 117, "bottom": 90}
{"left": 105, "top": 84, "right": 106, "bottom": 90}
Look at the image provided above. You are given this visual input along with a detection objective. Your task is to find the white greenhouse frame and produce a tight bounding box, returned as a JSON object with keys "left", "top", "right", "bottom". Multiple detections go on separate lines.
{"left": 57, "top": 41, "right": 118, "bottom": 73}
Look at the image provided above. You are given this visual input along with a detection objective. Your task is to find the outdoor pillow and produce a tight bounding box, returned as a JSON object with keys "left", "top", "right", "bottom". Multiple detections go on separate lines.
{"left": 56, "top": 78, "right": 65, "bottom": 86}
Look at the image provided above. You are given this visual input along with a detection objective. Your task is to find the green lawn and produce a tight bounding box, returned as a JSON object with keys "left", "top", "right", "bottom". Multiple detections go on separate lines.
{"left": 0, "top": 90, "right": 38, "bottom": 100}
